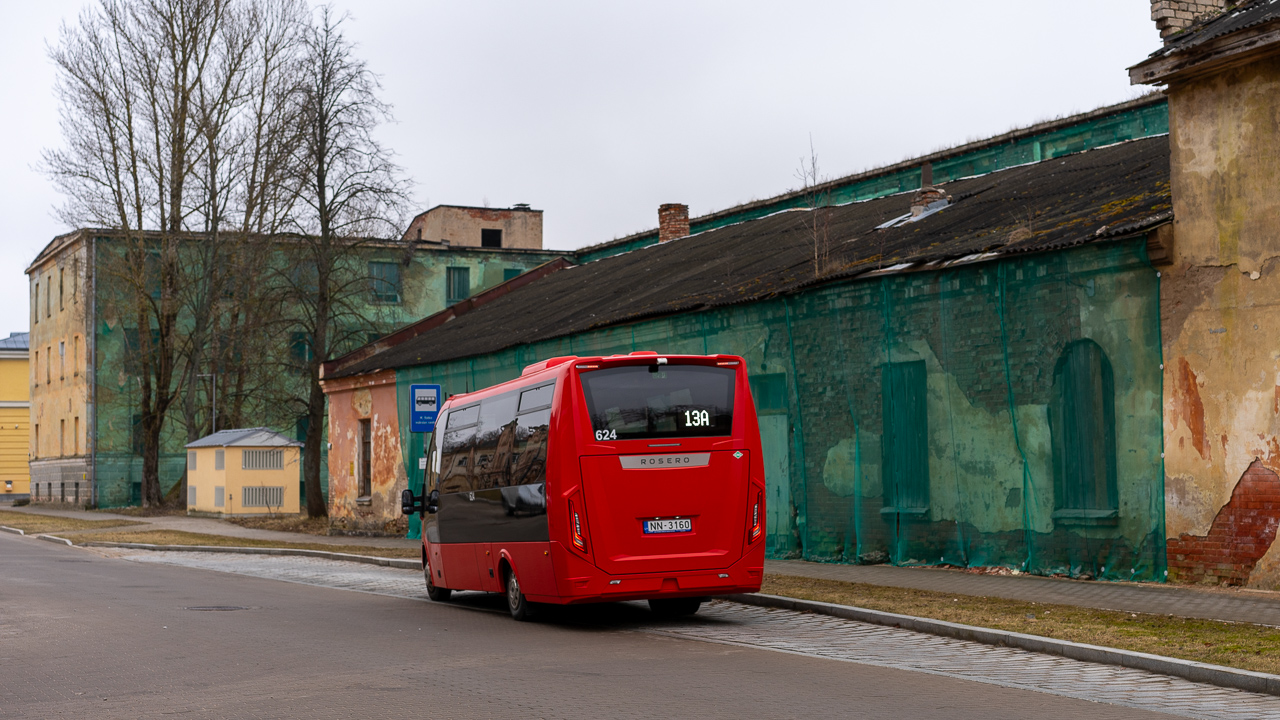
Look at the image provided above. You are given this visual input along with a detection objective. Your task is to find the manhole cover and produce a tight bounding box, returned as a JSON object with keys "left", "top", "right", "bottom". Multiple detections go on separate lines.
{"left": 184, "top": 606, "right": 250, "bottom": 612}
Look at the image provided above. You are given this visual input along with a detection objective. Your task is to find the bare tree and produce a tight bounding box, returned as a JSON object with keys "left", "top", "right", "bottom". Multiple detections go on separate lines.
{"left": 795, "top": 136, "right": 833, "bottom": 277}
{"left": 287, "top": 5, "right": 410, "bottom": 517}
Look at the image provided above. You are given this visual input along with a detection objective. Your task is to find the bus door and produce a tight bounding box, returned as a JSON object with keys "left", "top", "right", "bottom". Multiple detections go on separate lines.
{"left": 577, "top": 362, "right": 749, "bottom": 575}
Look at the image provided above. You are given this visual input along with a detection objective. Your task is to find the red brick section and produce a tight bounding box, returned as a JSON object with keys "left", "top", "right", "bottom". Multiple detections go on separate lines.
{"left": 1167, "top": 460, "right": 1280, "bottom": 585}
{"left": 658, "top": 203, "right": 690, "bottom": 243}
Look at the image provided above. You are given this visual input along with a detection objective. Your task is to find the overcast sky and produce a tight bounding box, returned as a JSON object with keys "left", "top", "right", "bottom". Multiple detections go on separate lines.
{"left": 0, "top": 1, "right": 1161, "bottom": 337}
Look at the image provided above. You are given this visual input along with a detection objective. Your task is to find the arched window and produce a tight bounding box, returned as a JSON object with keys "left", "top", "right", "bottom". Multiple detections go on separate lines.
{"left": 1050, "top": 340, "right": 1117, "bottom": 519}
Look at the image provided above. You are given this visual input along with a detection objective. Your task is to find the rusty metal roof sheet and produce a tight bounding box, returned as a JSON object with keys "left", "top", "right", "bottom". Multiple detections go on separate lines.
{"left": 332, "top": 136, "right": 1170, "bottom": 378}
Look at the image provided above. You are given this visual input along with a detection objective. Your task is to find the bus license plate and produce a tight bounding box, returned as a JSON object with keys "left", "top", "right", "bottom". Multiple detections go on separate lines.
{"left": 644, "top": 518, "right": 692, "bottom": 534}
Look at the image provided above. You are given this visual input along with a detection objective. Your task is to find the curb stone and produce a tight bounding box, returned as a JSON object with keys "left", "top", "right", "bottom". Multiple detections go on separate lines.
{"left": 725, "top": 592, "right": 1280, "bottom": 698}
{"left": 37, "top": 534, "right": 72, "bottom": 546}
{"left": 0, "top": 526, "right": 24, "bottom": 535}
{"left": 81, "top": 540, "right": 420, "bottom": 570}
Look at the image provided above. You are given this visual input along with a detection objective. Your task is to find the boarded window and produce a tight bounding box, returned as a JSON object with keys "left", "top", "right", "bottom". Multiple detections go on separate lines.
{"left": 242, "top": 486, "right": 284, "bottom": 508}
{"left": 1051, "top": 340, "right": 1118, "bottom": 515}
{"left": 242, "top": 449, "right": 284, "bottom": 470}
{"left": 481, "top": 228, "right": 502, "bottom": 248}
{"left": 187, "top": 451, "right": 197, "bottom": 470}
{"left": 214, "top": 486, "right": 225, "bottom": 507}
{"left": 882, "top": 360, "right": 929, "bottom": 511}
{"left": 188, "top": 486, "right": 197, "bottom": 506}
{"left": 359, "top": 419, "right": 372, "bottom": 497}
{"left": 446, "top": 267, "right": 470, "bottom": 305}
{"left": 369, "top": 261, "right": 401, "bottom": 303}
{"left": 503, "top": 267, "right": 522, "bottom": 283}
{"left": 215, "top": 449, "right": 225, "bottom": 470}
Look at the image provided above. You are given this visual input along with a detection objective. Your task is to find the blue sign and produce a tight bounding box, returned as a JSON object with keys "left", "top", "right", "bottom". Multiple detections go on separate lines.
{"left": 410, "top": 384, "right": 442, "bottom": 433}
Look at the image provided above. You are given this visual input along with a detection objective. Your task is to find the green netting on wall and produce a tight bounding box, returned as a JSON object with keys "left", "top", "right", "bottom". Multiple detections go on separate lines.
{"left": 395, "top": 239, "right": 1165, "bottom": 582}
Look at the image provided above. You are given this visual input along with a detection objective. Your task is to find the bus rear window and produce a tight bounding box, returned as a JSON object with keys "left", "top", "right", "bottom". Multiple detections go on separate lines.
{"left": 580, "top": 364, "right": 735, "bottom": 440}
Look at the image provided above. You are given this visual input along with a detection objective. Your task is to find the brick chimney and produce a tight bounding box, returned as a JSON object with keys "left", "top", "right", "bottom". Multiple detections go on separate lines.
{"left": 1151, "top": 0, "right": 1226, "bottom": 39}
{"left": 658, "top": 203, "right": 690, "bottom": 243}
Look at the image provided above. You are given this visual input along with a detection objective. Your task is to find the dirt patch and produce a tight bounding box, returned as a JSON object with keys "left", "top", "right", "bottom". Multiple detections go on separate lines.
{"left": 61, "top": 529, "right": 419, "bottom": 559}
{"left": 763, "top": 574, "right": 1280, "bottom": 675}
{"left": 226, "top": 515, "right": 330, "bottom": 536}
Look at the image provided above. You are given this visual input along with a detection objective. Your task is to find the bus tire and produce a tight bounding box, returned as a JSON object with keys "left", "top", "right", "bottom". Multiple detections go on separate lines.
{"left": 648, "top": 597, "right": 702, "bottom": 618}
{"left": 425, "top": 558, "right": 451, "bottom": 602}
{"left": 505, "top": 568, "right": 533, "bottom": 621}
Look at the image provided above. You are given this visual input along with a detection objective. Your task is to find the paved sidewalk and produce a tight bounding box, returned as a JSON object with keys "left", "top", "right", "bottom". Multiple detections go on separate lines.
{"left": 2, "top": 505, "right": 419, "bottom": 550}
{"left": 768, "top": 559, "right": 1280, "bottom": 627}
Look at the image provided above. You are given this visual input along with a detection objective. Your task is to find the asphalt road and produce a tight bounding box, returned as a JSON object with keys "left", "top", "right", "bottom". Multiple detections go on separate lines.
{"left": 0, "top": 533, "right": 1201, "bottom": 719}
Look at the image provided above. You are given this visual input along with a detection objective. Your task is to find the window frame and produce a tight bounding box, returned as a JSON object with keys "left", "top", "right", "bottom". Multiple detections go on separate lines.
{"left": 368, "top": 260, "right": 402, "bottom": 304}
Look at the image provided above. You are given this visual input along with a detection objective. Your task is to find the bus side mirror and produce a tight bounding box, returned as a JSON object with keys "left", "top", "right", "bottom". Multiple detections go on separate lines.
{"left": 426, "top": 489, "right": 440, "bottom": 514}
{"left": 401, "top": 489, "right": 423, "bottom": 517}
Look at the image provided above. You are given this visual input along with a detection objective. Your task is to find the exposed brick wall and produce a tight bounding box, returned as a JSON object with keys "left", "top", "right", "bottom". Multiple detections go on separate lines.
{"left": 1167, "top": 460, "right": 1280, "bottom": 585}
{"left": 658, "top": 204, "right": 690, "bottom": 243}
{"left": 1151, "top": 0, "right": 1226, "bottom": 39}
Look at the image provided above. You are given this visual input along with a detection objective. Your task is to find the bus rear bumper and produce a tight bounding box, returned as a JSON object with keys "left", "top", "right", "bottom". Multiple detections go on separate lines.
{"left": 531, "top": 543, "right": 765, "bottom": 605}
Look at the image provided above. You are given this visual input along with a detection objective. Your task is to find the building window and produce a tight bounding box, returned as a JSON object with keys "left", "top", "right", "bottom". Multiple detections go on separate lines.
{"left": 34, "top": 424, "right": 38, "bottom": 459}
{"left": 74, "top": 336, "right": 80, "bottom": 376}
{"left": 45, "top": 347, "right": 51, "bottom": 384}
{"left": 369, "top": 261, "right": 401, "bottom": 303}
{"left": 359, "top": 418, "right": 372, "bottom": 498}
{"left": 59, "top": 419, "right": 65, "bottom": 457}
{"left": 289, "top": 332, "right": 314, "bottom": 369}
{"left": 188, "top": 486, "right": 197, "bottom": 507}
{"left": 481, "top": 228, "right": 502, "bottom": 248}
{"left": 215, "top": 449, "right": 225, "bottom": 470}
{"left": 1051, "top": 340, "right": 1118, "bottom": 518}
{"left": 59, "top": 268, "right": 64, "bottom": 311}
{"left": 503, "top": 268, "right": 522, "bottom": 283}
{"left": 46, "top": 277, "right": 51, "bottom": 318}
{"left": 74, "top": 417, "right": 79, "bottom": 455}
{"left": 214, "top": 486, "right": 225, "bottom": 507}
{"left": 33, "top": 350, "right": 38, "bottom": 385}
{"left": 33, "top": 282, "right": 38, "bottom": 325}
{"left": 72, "top": 258, "right": 79, "bottom": 304}
{"left": 881, "top": 360, "right": 929, "bottom": 513}
{"left": 446, "top": 267, "right": 470, "bottom": 306}
{"left": 188, "top": 450, "right": 197, "bottom": 470}
{"left": 59, "top": 341, "right": 65, "bottom": 379}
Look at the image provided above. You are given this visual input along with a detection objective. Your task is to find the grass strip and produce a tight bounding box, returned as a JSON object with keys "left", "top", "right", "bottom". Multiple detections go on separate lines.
{"left": 0, "top": 510, "right": 145, "bottom": 534}
{"left": 763, "top": 574, "right": 1280, "bottom": 675}
{"left": 61, "top": 529, "right": 419, "bottom": 559}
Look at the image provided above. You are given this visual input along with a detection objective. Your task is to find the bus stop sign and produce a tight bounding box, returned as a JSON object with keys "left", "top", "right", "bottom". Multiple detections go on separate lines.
{"left": 410, "top": 384, "right": 441, "bottom": 433}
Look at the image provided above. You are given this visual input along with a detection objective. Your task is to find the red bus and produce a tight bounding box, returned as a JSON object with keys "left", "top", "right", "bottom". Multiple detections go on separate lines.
{"left": 402, "top": 352, "right": 766, "bottom": 620}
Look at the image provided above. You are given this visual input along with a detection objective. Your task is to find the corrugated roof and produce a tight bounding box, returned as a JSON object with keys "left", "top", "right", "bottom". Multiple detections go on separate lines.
{"left": 185, "top": 427, "right": 302, "bottom": 448}
{"left": 1157, "top": 0, "right": 1280, "bottom": 54}
{"left": 0, "top": 332, "right": 30, "bottom": 351}
{"left": 331, "top": 135, "right": 1170, "bottom": 378}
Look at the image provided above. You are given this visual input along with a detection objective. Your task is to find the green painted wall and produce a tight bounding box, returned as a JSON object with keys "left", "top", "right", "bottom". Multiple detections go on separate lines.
{"left": 395, "top": 239, "right": 1165, "bottom": 581}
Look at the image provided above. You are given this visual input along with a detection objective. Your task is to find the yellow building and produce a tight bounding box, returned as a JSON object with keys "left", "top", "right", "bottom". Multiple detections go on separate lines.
{"left": 185, "top": 428, "right": 302, "bottom": 517}
{"left": 0, "top": 332, "right": 30, "bottom": 499}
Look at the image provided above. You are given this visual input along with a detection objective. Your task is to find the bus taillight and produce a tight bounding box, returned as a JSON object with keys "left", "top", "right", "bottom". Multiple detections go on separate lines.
{"left": 748, "top": 490, "right": 763, "bottom": 543}
{"left": 569, "top": 499, "right": 588, "bottom": 553}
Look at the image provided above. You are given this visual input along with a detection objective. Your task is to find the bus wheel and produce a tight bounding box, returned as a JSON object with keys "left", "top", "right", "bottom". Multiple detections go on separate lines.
{"left": 648, "top": 598, "right": 702, "bottom": 618}
{"left": 425, "top": 558, "right": 451, "bottom": 602}
{"left": 505, "top": 568, "right": 533, "bottom": 621}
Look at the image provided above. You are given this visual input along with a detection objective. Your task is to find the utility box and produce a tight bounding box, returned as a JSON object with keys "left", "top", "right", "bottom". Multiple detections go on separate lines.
{"left": 185, "top": 428, "right": 302, "bottom": 516}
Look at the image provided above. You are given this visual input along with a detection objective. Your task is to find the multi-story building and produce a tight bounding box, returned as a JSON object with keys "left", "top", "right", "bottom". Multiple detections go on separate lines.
{"left": 26, "top": 208, "right": 568, "bottom": 507}
{"left": 0, "top": 332, "right": 30, "bottom": 501}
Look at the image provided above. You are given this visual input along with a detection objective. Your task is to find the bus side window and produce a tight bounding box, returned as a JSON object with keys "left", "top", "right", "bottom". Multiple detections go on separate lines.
{"left": 512, "top": 406, "right": 551, "bottom": 486}
{"left": 474, "top": 392, "right": 518, "bottom": 490}
{"left": 439, "top": 405, "right": 480, "bottom": 494}
{"left": 512, "top": 381, "right": 555, "bottom": 487}
{"left": 422, "top": 424, "right": 444, "bottom": 491}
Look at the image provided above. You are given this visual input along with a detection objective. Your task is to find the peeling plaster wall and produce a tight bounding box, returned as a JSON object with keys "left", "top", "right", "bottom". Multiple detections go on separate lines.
{"left": 327, "top": 372, "right": 409, "bottom": 535}
{"left": 1162, "top": 54, "right": 1280, "bottom": 586}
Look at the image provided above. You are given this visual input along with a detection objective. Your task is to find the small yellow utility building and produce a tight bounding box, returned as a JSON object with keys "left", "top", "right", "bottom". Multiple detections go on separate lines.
{"left": 0, "top": 332, "right": 29, "bottom": 500}
{"left": 185, "top": 428, "right": 302, "bottom": 516}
